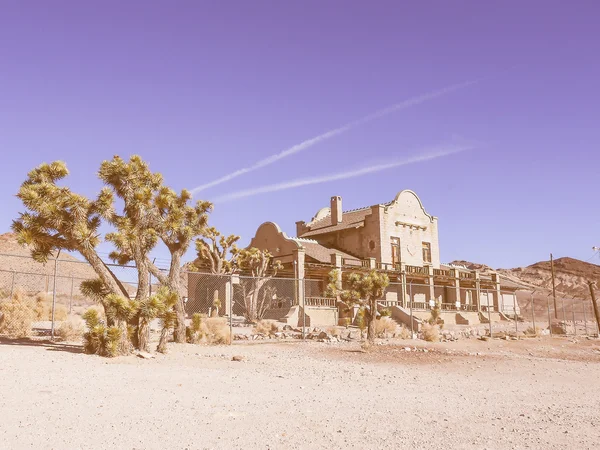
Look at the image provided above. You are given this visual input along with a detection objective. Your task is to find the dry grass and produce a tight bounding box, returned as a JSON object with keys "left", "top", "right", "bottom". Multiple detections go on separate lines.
{"left": 373, "top": 317, "right": 397, "bottom": 338}
{"left": 525, "top": 326, "right": 542, "bottom": 337}
{"left": 421, "top": 323, "right": 440, "bottom": 342}
{"left": 188, "top": 314, "right": 231, "bottom": 345}
{"left": 0, "top": 290, "right": 34, "bottom": 338}
{"left": 34, "top": 292, "right": 68, "bottom": 321}
{"left": 253, "top": 319, "right": 279, "bottom": 335}
{"left": 396, "top": 325, "right": 412, "bottom": 340}
{"left": 203, "top": 318, "right": 231, "bottom": 345}
{"left": 56, "top": 317, "right": 84, "bottom": 342}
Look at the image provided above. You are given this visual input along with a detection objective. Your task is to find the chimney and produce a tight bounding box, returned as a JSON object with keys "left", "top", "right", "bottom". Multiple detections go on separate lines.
{"left": 331, "top": 196, "right": 342, "bottom": 225}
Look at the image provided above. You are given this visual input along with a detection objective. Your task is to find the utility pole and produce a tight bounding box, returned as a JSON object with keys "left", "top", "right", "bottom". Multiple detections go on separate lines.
{"left": 550, "top": 253, "right": 558, "bottom": 319}
{"left": 588, "top": 281, "right": 600, "bottom": 337}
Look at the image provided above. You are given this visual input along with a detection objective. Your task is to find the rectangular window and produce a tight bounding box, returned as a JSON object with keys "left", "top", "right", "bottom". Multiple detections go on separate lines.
{"left": 422, "top": 242, "right": 432, "bottom": 263}
{"left": 391, "top": 238, "right": 400, "bottom": 265}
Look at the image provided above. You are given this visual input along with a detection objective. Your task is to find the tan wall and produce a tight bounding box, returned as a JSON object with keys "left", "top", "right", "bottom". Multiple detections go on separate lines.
{"left": 305, "top": 306, "right": 338, "bottom": 327}
{"left": 249, "top": 222, "right": 299, "bottom": 262}
{"left": 379, "top": 190, "right": 440, "bottom": 268}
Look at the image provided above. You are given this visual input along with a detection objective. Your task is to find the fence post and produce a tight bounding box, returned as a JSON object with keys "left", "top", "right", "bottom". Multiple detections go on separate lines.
{"left": 10, "top": 271, "right": 15, "bottom": 298}
{"left": 69, "top": 276, "right": 74, "bottom": 314}
{"left": 301, "top": 278, "right": 306, "bottom": 340}
{"left": 546, "top": 294, "right": 553, "bottom": 336}
{"left": 229, "top": 274, "right": 233, "bottom": 345}
{"left": 571, "top": 298, "right": 577, "bottom": 336}
{"left": 582, "top": 297, "right": 588, "bottom": 335}
{"left": 561, "top": 295, "right": 567, "bottom": 335}
{"left": 486, "top": 289, "right": 492, "bottom": 338}
{"left": 514, "top": 301, "right": 518, "bottom": 334}
{"left": 530, "top": 291, "right": 536, "bottom": 333}
{"left": 409, "top": 281, "right": 414, "bottom": 338}
{"left": 50, "top": 254, "right": 60, "bottom": 341}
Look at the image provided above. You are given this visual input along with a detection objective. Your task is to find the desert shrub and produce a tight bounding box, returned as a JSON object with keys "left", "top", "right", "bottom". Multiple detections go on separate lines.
{"left": 0, "top": 289, "right": 35, "bottom": 338}
{"left": 396, "top": 325, "right": 412, "bottom": 340}
{"left": 380, "top": 308, "right": 391, "bottom": 317}
{"left": 82, "top": 308, "right": 122, "bottom": 357}
{"left": 373, "top": 316, "right": 397, "bottom": 338}
{"left": 525, "top": 326, "right": 542, "bottom": 337}
{"left": 421, "top": 323, "right": 440, "bottom": 342}
{"left": 33, "top": 292, "right": 68, "bottom": 321}
{"left": 56, "top": 318, "right": 84, "bottom": 342}
{"left": 254, "top": 319, "right": 279, "bottom": 335}
{"left": 204, "top": 318, "right": 231, "bottom": 345}
{"left": 355, "top": 307, "right": 367, "bottom": 336}
{"left": 428, "top": 300, "right": 443, "bottom": 327}
{"left": 187, "top": 314, "right": 231, "bottom": 345}
{"left": 187, "top": 313, "right": 206, "bottom": 344}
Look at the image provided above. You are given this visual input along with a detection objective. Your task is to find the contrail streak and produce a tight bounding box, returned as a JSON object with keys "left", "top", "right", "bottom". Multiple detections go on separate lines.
{"left": 212, "top": 144, "right": 474, "bottom": 203}
{"left": 190, "top": 79, "right": 477, "bottom": 194}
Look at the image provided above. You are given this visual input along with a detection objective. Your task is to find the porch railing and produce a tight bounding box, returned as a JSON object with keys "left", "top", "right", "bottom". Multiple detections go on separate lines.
{"left": 406, "top": 265, "right": 430, "bottom": 276}
{"left": 305, "top": 297, "right": 337, "bottom": 307}
{"left": 341, "top": 258, "right": 369, "bottom": 268}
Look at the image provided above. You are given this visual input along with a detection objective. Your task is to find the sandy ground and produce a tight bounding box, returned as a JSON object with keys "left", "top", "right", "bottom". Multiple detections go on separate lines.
{"left": 1, "top": 336, "right": 600, "bottom": 450}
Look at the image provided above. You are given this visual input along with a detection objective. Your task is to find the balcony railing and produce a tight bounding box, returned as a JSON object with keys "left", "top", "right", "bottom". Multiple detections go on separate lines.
{"left": 376, "top": 262, "right": 401, "bottom": 272}
{"left": 405, "top": 265, "right": 430, "bottom": 276}
{"left": 341, "top": 258, "right": 369, "bottom": 268}
{"left": 459, "top": 271, "right": 475, "bottom": 280}
{"left": 305, "top": 297, "right": 337, "bottom": 307}
{"left": 433, "top": 268, "right": 451, "bottom": 277}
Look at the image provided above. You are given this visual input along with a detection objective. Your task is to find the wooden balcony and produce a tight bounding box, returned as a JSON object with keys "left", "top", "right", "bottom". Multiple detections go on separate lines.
{"left": 341, "top": 258, "right": 369, "bottom": 268}
{"left": 376, "top": 262, "right": 401, "bottom": 272}
{"left": 459, "top": 271, "right": 476, "bottom": 280}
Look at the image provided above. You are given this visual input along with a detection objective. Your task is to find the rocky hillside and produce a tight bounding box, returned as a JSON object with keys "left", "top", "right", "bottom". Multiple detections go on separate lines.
{"left": 451, "top": 257, "right": 600, "bottom": 298}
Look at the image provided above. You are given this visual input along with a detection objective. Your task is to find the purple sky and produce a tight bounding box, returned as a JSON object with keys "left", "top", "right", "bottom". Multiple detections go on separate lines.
{"left": 1, "top": 1, "right": 599, "bottom": 269}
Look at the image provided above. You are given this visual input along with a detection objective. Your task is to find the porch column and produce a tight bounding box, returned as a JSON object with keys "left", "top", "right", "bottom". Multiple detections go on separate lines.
{"left": 428, "top": 273, "right": 436, "bottom": 306}
{"left": 331, "top": 253, "right": 343, "bottom": 284}
{"left": 368, "top": 257, "right": 376, "bottom": 269}
{"left": 453, "top": 269, "right": 461, "bottom": 307}
{"left": 294, "top": 248, "right": 305, "bottom": 306}
{"left": 491, "top": 272, "right": 501, "bottom": 312}
{"left": 400, "top": 263, "right": 408, "bottom": 308}
{"left": 474, "top": 271, "right": 482, "bottom": 312}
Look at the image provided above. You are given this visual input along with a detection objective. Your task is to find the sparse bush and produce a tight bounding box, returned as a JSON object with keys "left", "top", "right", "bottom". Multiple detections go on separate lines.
{"left": 428, "top": 300, "right": 443, "bottom": 327}
{"left": 254, "top": 319, "right": 279, "bottom": 335}
{"left": 0, "top": 289, "right": 35, "bottom": 338}
{"left": 340, "top": 317, "right": 352, "bottom": 328}
{"left": 33, "top": 292, "right": 68, "bottom": 321}
{"left": 380, "top": 308, "right": 391, "bottom": 317}
{"left": 204, "top": 318, "right": 231, "bottom": 345}
{"left": 421, "top": 323, "right": 440, "bottom": 342}
{"left": 56, "top": 318, "right": 84, "bottom": 342}
{"left": 82, "top": 308, "right": 122, "bottom": 357}
{"left": 373, "top": 316, "right": 397, "bottom": 338}
{"left": 525, "top": 326, "right": 542, "bottom": 337}
{"left": 187, "top": 314, "right": 231, "bottom": 345}
{"left": 355, "top": 307, "right": 367, "bottom": 338}
{"left": 396, "top": 325, "right": 412, "bottom": 340}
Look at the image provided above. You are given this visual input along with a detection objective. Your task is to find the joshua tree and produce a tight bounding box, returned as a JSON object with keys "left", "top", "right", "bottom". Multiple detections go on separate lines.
{"left": 328, "top": 269, "right": 389, "bottom": 344}
{"left": 12, "top": 161, "right": 130, "bottom": 306}
{"left": 150, "top": 187, "right": 212, "bottom": 343}
{"left": 234, "top": 248, "right": 282, "bottom": 323}
{"left": 194, "top": 227, "right": 240, "bottom": 274}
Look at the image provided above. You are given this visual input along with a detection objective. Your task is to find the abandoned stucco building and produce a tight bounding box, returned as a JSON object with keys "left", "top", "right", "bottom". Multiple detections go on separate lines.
{"left": 247, "top": 190, "right": 521, "bottom": 327}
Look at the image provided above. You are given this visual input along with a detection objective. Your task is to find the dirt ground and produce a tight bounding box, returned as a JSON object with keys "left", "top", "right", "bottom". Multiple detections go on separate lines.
{"left": 1, "top": 336, "right": 600, "bottom": 450}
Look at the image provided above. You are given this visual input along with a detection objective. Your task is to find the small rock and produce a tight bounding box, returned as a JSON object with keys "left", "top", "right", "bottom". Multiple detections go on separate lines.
{"left": 232, "top": 355, "right": 245, "bottom": 362}
{"left": 136, "top": 351, "right": 155, "bottom": 359}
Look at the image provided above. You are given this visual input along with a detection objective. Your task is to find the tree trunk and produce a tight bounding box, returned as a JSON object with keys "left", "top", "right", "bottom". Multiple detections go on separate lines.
{"left": 168, "top": 251, "right": 186, "bottom": 343}
{"left": 156, "top": 326, "right": 169, "bottom": 353}
{"left": 367, "top": 298, "right": 377, "bottom": 343}
{"left": 80, "top": 248, "right": 130, "bottom": 298}
{"left": 138, "top": 319, "right": 150, "bottom": 353}
{"left": 134, "top": 257, "right": 150, "bottom": 351}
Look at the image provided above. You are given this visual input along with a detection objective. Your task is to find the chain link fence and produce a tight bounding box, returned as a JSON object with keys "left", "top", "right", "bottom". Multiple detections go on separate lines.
{"left": 1, "top": 252, "right": 599, "bottom": 342}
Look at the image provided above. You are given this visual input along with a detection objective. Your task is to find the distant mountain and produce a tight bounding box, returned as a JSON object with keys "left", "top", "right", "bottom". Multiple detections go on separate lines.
{"left": 450, "top": 257, "right": 600, "bottom": 298}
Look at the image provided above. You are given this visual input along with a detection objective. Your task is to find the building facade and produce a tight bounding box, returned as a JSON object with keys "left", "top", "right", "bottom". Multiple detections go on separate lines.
{"left": 248, "top": 190, "right": 522, "bottom": 328}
